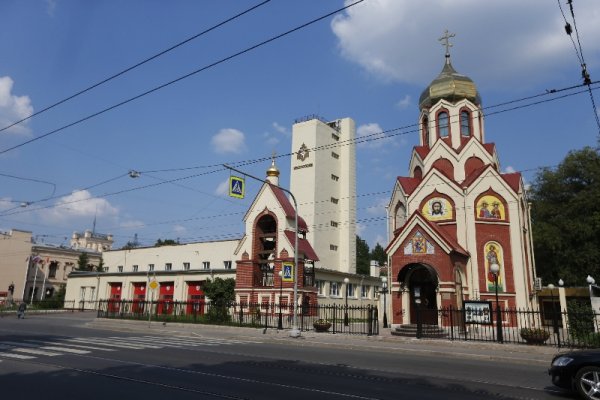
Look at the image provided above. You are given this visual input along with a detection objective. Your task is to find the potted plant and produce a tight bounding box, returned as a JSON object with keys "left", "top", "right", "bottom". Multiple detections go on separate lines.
{"left": 520, "top": 327, "right": 550, "bottom": 345}
{"left": 313, "top": 319, "right": 332, "bottom": 332}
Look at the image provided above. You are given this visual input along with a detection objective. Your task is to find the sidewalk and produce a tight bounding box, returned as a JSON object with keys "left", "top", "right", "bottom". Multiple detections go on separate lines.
{"left": 86, "top": 317, "right": 561, "bottom": 365}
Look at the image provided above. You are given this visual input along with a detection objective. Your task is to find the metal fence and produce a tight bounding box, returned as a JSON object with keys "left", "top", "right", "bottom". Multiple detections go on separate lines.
{"left": 97, "top": 300, "right": 379, "bottom": 336}
{"left": 406, "top": 306, "right": 600, "bottom": 348}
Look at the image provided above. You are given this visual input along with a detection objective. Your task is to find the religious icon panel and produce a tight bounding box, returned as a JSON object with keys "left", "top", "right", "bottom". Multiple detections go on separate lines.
{"left": 422, "top": 197, "right": 453, "bottom": 221}
{"left": 485, "top": 241, "right": 504, "bottom": 291}
{"left": 476, "top": 195, "right": 505, "bottom": 221}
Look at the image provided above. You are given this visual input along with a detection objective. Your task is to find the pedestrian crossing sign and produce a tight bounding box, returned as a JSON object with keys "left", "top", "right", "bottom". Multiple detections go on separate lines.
{"left": 282, "top": 262, "right": 294, "bottom": 282}
{"left": 229, "top": 176, "right": 245, "bottom": 199}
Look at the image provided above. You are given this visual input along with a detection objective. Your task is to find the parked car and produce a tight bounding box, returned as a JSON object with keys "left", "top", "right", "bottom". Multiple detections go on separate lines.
{"left": 549, "top": 349, "right": 600, "bottom": 399}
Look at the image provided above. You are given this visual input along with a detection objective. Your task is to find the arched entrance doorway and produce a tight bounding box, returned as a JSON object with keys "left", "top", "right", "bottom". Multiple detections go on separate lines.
{"left": 399, "top": 263, "right": 439, "bottom": 325}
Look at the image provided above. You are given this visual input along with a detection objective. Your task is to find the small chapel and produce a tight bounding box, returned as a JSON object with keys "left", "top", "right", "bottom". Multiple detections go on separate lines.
{"left": 385, "top": 33, "right": 537, "bottom": 328}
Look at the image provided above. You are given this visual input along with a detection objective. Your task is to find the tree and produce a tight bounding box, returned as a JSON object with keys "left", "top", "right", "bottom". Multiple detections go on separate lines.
{"left": 76, "top": 252, "right": 91, "bottom": 271}
{"left": 202, "top": 277, "right": 236, "bottom": 322}
{"left": 121, "top": 241, "right": 138, "bottom": 250}
{"left": 155, "top": 238, "right": 178, "bottom": 247}
{"left": 530, "top": 147, "right": 600, "bottom": 286}
{"left": 356, "top": 235, "right": 370, "bottom": 275}
{"left": 370, "top": 243, "right": 387, "bottom": 268}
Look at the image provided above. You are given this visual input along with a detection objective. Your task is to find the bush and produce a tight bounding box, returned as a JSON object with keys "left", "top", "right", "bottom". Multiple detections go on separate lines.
{"left": 520, "top": 327, "right": 550, "bottom": 342}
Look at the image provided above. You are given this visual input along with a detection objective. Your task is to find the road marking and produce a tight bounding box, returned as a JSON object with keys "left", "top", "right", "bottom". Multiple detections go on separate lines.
{"left": 0, "top": 352, "right": 35, "bottom": 360}
{"left": 126, "top": 336, "right": 216, "bottom": 347}
{"left": 67, "top": 338, "right": 150, "bottom": 349}
{"left": 40, "top": 346, "right": 90, "bottom": 354}
{"left": 12, "top": 348, "right": 61, "bottom": 356}
{"left": 24, "top": 340, "right": 115, "bottom": 352}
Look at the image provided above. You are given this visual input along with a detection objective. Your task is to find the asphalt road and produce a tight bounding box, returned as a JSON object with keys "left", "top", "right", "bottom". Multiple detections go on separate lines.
{"left": 0, "top": 312, "right": 574, "bottom": 399}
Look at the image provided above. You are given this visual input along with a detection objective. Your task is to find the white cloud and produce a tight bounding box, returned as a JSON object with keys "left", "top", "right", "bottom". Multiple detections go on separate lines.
{"left": 215, "top": 179, "right": 229, "bottom": 196}
{"left": 173, "top": 224, "right": 187, "bottom": 235}
{"left": 45, "top": 0, "right": 56, "bottom": 16}
{"left": 331, "top": 0, "right": 600, "bottom": 89}
{"left": 211, "top": 128, "right": 246, "bottom": 154}
{"left": 120, "top": 219, "right": 145, "bottom": 229}
{"left": 372, "top": 234, "right": 387, "bottom": 248}
{"left": 366, "top": 197, "right": 388, "bottom": 215}
{"left": 356, "top": 223, "right": 365, "bottom": 236}
{"left": 396, "top": 95, "right": 411, "bottom": 109}
{"left": 503, "top": 165, "right": 516, "bottom": 173}
{"left": 356, "top": 123, "right": 394, "bottom": 148}
{"left": 0, "top": 76, "right": 34, "bottom": 135}
{"left": 272, "top": 122, "right": 290, "bottom": 136}
{"left": 40, "top": 190, "right": 118, "bottom": 223}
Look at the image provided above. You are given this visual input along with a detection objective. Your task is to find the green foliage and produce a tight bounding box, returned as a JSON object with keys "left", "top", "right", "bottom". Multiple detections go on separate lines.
{"left": 356, "top": 235, "right": 370, "bottom": 275}
{"left": 76, "top": 253, "right": 90, "bottom": 271}
{"left": 203, "top": 278, "right": 235, "bottom": 323}
{"left": 121, "top": 241, "right": 138, "bottom": 250}
{"left": 370, "top": 243, "right": 387, "bottom": 268}
{"left": 44, "top": 285, "right": 66, "bottom": 309}
{"left": 567, "top": 299, "right": 596, "bottom": 343}
{"left": 530, "top": 147, "right": 600, "bottom": 285}
{"left": 520, "top": 327, "right": 550, "bottom": 341}
{"left": 155, "top": 238, "right": 179, "bottom": 247}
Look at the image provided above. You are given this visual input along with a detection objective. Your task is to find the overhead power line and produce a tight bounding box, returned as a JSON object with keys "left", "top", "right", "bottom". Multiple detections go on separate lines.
{"left": 0, "top": 0, "right": 366, "bottom": 156}
{"left": 0, "top": 0, "right": 273, "bottom": 135}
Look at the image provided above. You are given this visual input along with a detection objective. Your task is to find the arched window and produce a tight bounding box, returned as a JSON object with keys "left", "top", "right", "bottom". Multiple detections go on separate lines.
{"left": 438, "top": 111, "right": 449, "bottom": 138}
{"left": 460, "top": 110, "right": 471, "bottom": 136}
{"left": 422, "top": 116, "right": 430, "bottom": 145}
{"left": 394, "top": 203, "right": 407, "bottom": 230}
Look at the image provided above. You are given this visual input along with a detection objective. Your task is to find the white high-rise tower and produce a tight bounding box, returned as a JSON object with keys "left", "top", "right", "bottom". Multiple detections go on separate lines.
{"left": 290, "top": 116, "right": 356, "bottom": 274}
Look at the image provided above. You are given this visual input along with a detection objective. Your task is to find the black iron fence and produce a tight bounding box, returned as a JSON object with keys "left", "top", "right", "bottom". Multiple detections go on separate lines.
{"left": 408, "top": 306, "right": 600, "bottom": 348}
{"left": 97, "top": 300, "right": 379, "bottom": 336}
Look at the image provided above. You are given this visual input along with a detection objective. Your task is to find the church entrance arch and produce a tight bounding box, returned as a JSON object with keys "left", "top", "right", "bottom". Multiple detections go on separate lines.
{"left": 399, "top": 263, "right": 439, "bottom": 325}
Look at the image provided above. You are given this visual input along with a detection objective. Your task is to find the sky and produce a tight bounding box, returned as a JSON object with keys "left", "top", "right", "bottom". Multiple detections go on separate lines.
{"left": 0, "top": 0, "right": 599, "bottom": 251}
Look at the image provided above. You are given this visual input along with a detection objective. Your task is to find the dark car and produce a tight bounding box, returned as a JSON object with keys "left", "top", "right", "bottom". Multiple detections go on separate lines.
{"left": 549, "top": 349, "right": 600, "bottom": 399}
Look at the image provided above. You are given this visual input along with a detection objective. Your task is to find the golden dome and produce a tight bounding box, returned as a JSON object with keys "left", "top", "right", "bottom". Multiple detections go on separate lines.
{"left": 266, "top": 158, "right": 280, "bottom": 177}
{"left": 419, "top": 57, "right": 481, "bottom": 110}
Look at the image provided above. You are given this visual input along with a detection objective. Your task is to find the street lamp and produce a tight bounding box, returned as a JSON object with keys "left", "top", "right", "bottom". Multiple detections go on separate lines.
{"left": 490, "top": 263, "right": 503, "bottom": 343}
{"left": 343, "top": 277, "right": 350, "bottom": 326}
{"left": 278, "top": 270, "right": 283, "bottom": 330}
{"left": 381, "top": 276, "right": 388, "bottom": 328}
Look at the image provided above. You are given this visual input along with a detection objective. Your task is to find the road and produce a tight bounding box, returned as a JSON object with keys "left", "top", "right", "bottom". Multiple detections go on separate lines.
{"left": 0, "top": 312, "right": 572, "bottom": 399}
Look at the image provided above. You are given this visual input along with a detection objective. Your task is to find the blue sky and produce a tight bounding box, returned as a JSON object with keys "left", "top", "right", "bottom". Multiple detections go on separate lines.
{"left": 0, "top": 0, "right": 599, "bottom": 250}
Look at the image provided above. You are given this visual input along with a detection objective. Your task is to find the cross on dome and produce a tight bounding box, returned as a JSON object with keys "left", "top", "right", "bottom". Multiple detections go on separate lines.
{"left": 439, "top": 29, "right": 456, "bottom": 58}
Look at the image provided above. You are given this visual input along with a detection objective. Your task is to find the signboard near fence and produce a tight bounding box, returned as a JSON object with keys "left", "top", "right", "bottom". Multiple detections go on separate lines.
{"left": 463, "top": 300, "right": 492, "bottom": 324}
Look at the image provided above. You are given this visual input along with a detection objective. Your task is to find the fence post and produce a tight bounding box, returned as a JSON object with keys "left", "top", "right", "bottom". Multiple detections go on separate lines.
{"left": 239, "top": 307, "right": 243, "bottom": 326}
{"left": 449, "top": 306, "right": 454, "bottom": 340}
{"left": 367, "top": 305, "right": 373, "bottom": 336}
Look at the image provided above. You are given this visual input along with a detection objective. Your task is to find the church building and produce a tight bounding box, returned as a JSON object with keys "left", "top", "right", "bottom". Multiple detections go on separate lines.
{"left": 385, "top": 36, "right": 536, "bottom": 328}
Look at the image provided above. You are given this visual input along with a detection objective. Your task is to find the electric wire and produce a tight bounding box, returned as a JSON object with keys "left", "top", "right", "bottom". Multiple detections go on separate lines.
{"left": 557, "top": 0, "right": 600, "bottom": 134}
{"left": 0, "top": 0, "right": 366, "bottom": 156}
{"left": 0, "top": 0, "right": 273, "bottom": 135}
{"left": 1, "top": 81, "right": 595, "bottom": 221}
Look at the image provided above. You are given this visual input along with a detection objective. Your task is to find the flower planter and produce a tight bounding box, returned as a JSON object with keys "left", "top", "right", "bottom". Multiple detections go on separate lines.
{"left": 520, "top": 328, "right": 550, "bottom": 345}
{"left": 313, "top": 320, "right": 332, "bottom": 332}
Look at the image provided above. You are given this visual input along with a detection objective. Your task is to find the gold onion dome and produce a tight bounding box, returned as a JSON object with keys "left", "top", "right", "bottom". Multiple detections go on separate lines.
{"left": 419, "top": 57, "right": 481, "bottom": 110}
{"left": 266, "top": 158, "right": 280, "bottom": 177}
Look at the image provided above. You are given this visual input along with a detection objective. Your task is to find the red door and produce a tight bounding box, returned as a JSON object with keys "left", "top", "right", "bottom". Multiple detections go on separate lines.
{"left": 157, "top": 282, "right": 174, "bottom": 314}
{"left": 108, "top": 283, "right": 122, "bottom": 313}
{"left": 186, "top": 281, "right": 205, "bottom": 315}
{"left": 132, "top": 283, "right": 146, "bottom": 313}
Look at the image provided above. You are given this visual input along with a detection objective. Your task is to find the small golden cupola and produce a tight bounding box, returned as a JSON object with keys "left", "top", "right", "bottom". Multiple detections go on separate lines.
{"left": 419, "top": 30, "right": 481, "bottom": 110}
{"left": 266, "top": 153, "right": 280, "bottom": 185}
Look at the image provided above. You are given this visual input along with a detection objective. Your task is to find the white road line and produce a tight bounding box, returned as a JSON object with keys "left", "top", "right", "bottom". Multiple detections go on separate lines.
{"left": 125, "top": 337, "right": 215, "bottom": 347}
{"left": 40, "top": 346, "right": 90, "bottom": 354}
{"left": 0, "top": 352, "right": 35, "bottom": 360}
{"left": 12, "top": 348, "right": 61, "bottom": 356}
{"left": 67, "top": 338, "right": 152, "bottom": 349}
{"left": 24, "top": 340, "right": 115, "bottom": 352}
